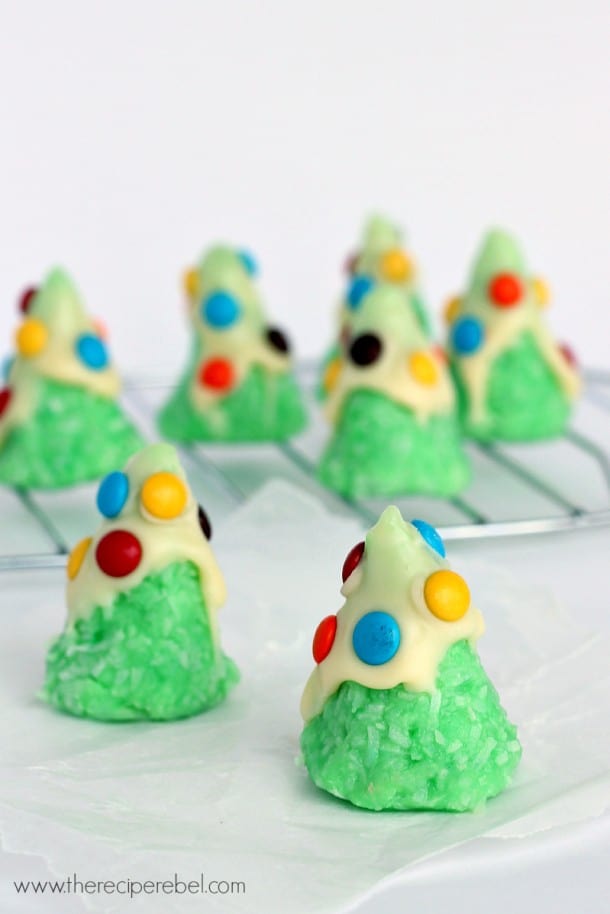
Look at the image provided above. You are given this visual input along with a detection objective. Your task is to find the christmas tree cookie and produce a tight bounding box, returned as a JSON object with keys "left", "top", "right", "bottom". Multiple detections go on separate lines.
{"left": 317, "top": 282, "right": 469, "bottom": 498}
{"left": 159, "top": 246, "right": 307, "bottom": 442}
{"left": 319, "top": 215, "right": 431, "bottom": 400}
{"left": 446, "top": 229, "right": 581, "bottom": 441}
{"left": 0, "top": 269, "right": 143, "bottom": 489}
{"left": 43, "top": 443, "right": 238, "bottom": 721}
{"left": 301, "top": 507, "right": 521, "bottom": 811}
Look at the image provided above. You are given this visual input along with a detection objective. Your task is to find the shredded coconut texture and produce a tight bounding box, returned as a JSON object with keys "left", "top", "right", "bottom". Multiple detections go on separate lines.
{"left": 0, "top": 378, "right": 143, "bottom": 489}
{"left": 318, "top": 389, "right": 470, "bottom": 498}
{"left": 301, "top": 640, "right": 521, "bottom": 812}
{"left": 159, "top": 364, "right": 307, "bottom": 442}
{"left": 43, "top": 561, "right": 239, "bottom": 722}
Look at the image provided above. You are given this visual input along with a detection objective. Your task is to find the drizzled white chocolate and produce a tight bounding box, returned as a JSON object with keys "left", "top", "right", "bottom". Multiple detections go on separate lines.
{"left": 324, "top": 284, "right": 455, "bottom": 425}
{"left": 66, "top": 443, "right": 227, "bottom": 650}
{"left": 300, "top": 506, "right": 484, "bottom": 722}
{"left": 0, "top": 269, "right": 120, "bottom": 446}
{"left": 449, "top": 230, "right": 581, "bottom": 425}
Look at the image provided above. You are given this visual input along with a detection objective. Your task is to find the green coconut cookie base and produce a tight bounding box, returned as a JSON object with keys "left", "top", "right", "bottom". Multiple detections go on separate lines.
{"left": 0, "top": 378, "right": 144, "bottom": 490}
{"left": 318, "top": 389, "right": 470, "bottom": 499}
{"left": 43, "top": 561, "right": 239, "bottom": 722}
{"left": 159, "top": 364, "right": 307, "bottom": 443}
{"left": 301, "top": 640, "right": 521, "bottom": 812}
{"left": 452, "top": 332, "right": 572, "bottom": 442}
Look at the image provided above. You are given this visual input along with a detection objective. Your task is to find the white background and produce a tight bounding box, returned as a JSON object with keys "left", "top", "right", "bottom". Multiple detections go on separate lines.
{"left": 1, "top": 0, "right": 609, "bottom": 378}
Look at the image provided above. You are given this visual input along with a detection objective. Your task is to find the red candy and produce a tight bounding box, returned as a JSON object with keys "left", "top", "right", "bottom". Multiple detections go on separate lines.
{"left": 560, "top": 343, "right": 578, "bottom": 368}
{"left": 312, "top": 615, "right": 337, "bottom": 664}
{"left": 342, "top": 541, "right": 365, "bottom": 582}
{"left": 489, "top": 273, "right": 522, "bottom": 308}
{"left": 18, "top": 287, "right": 38, "bottom": 314}
{"left": 343, "top": 252, "right": 359, "bottom": 276}
{"left": 0, "top": 388, "right": 12, "bottom": 418}
{"left": 199, "top": 357, "right": 235, "bottom": 391}
{"left": 95, "top": 530, "right": 142, "bottom": 578}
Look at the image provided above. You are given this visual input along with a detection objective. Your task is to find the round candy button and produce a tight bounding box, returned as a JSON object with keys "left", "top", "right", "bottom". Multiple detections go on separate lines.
{"left": 444, "top": 295, "right": 461, "bottom": 324}
{"left": 352, "top": 611, "right": 401, "bottom": 666}
{"left": 141, "top": 471, "right": 188, "bottom": 520}
{"left": 199, "top": 357, "right": 235, "bottom": 391}
{"left": 323, "top": 356, "right": 342, "bottom": 393}
{"left": 411, "top": 519, "right": 445, "bottom": 557}
{"left": 409, "top": 351, "right": 438, "bottom": 386}
{"left": 560, "top": 343, "right": 577, "bottom": 368}
{"left": 76, "top": 334, "right": 108, "bottom": 370}
{"left": 0, "top": 387, "right": 12, "bottom": 418}
{"left": 198, "top": 504, "right": 212, "bottom": 540}
{"left": 2, "top": 357, "right": 13, "bottom": 382}
{"left": 16, "top": 318, "right": 48, "bottom": 357}
{"left": 238, "top": 249, "right": 258, "bottom": 276}
{"left": 424, "top": 570, "right": 470, "bottom": 621}
{"left": 96, "top": 471, "right": 129, "bottom": 519}
{"left": 183, "top": 267, "right": 200, "bottom": 299}
{"left": 346, "top": 275, "right": 375, "bottom": 310}
{"left": 532, "top": 276, "right": 550, "bottom": 307}
{"left": 67, "top": 536, "right": 92, "bottom": 580}
{"left": 349, "top": 333, "right": 383, "bottom": 367}
{"left": 380, "top": 249, "right": 413, "bottom": 283}
{"left": 266, "top": 327, "right": 290, "bottom": 354}
{"left": 344, "top": 251, "right": 359, "bottom": 276}
{"left": 202, "top": 291, "right": 241, "bottom": 329}
{"left": 489, "top": 273, "right": 522, "bottom": 308}
{"left": 96, "top": 530, "right": 142, "bottom": 578}
{"left": 312, "top": 615, "right": 337, "bottom": 664}
{"left": 451, "top": 316, "right": 484, "bottom": 355}
{"left": 342, "top": 540, "right": 365, "bottom": 582}
{"left": 18, "top": 286, "right": 38, "bottom": 315}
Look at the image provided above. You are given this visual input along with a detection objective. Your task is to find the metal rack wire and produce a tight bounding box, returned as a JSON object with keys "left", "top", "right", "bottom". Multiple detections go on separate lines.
{"left": 1, "top": 369, "right": 610, "bottom": 572}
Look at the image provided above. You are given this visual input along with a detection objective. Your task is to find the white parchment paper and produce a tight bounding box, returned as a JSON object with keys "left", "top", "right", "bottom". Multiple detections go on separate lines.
{"left": 1, "top": 480, "right": 610, "bottom": 913}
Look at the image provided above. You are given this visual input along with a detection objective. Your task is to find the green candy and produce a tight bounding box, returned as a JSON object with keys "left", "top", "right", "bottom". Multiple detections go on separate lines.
{"left": 301, "top": 640, "right": 521, "bottom": 812}
{"left": 159, "top": 363, "right": 307, "bottom": 443}
{"left": 453, "top": 331, "right": 572, "bottom": 441}
{"left": 43, "top": 561, "right": 239, "bottom": 722}
{"left": 318, "top": 389, "right": 470, "bottom": 498}
{"left": 0, "top": 378, "right": 143, "bottom": 490}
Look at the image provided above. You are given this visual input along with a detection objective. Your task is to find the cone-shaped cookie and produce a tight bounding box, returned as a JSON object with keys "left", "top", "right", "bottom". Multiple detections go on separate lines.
{"left": 43, "top": 443, "right": 239, "bottom": 721}
{"left": 446, "top": 229, "right": 580, "bottom": 441}
{"left": 159, "top": 246, "right": 307, "bottom": 442}
{"left": 0, "top": 269, "right": 143, "bottom": 489}
{"left": 301, "top": 507, "right": 521, "bottom": 811}
{"left": 319, "top": 215, "right": 431, "bottom": 400}
{"left": 318, "top": 282, "right": 469, "bottom": 498}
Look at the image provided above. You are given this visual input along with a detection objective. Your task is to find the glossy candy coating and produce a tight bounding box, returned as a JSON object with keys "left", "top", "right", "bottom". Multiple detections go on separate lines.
{"left": 352, "top": 611, "right": 401, "bottom": 666}
{"left": 95, "top": 530, "right": 142, "bottom": 578}
{"left": 96, "top": 471, "right": 129, "bottom": 519}
{"left": 313, "top": 615, "right": 337, "bottom": 664}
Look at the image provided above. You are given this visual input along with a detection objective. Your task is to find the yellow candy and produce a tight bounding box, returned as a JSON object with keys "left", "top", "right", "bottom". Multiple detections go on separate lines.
{"left": 409, "top": 351, "right": 439, "bottom": 386}
{"left": 323, "top": 356, "right": 342, "bottom": 393}
{"left": 67, "top": 537, "right": 92, "bottom": 581}
{"left": 424, "top": 570, "right": 470, "bottom": 622}
{"left": 16, "top": 318, "right": 48, "bottom": 357}
{"left": 183, "top": 268, "right": 200, "bottom": 300}
{"left": 380, "top": 249, "right": 414, "bottom": 283}
{"left": 141, "top": 471, "right": 188, "bottom": 520}
{"left": 532, "top": 277, "right": 550, "bottom": 308}
{"left": 443, "top": 295, "right": 461, "bottom": 324}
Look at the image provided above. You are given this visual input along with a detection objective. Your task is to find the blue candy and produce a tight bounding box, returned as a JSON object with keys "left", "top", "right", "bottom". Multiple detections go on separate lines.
{"left": 451, "top": 316, "right": 484, "bottom": 355}
{"left": 96, "top": 471, "right": 129, "bottom": 519}
{"left": 411, "top": 519, "right": 446, "bottom": 558}
{"left": 237, "top": 249, "right": 258, "bottom": 277}
{"left": 202, "top": 291, "right": 241, "bottom": 329}
{"left": 76, "top": 334, "right": 109, "bottom": 370}
{"left": 346, "top": 275, "right": 375, "bottom": 310}
{"left": 2, "top": 355, "right": 14, "bottom": 382}
{"left": 352, "top": 611, "right": 401, "bottom": 666}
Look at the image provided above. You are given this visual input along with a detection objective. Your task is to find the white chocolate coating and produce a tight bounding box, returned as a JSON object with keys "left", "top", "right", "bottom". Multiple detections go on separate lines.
{"left": 67, "top": 443, "right": 227, "bottom": 650}
{"left": 449, "top": 230, "right": 581, "bottom": 425}
{"left": 0, "top": 269, "right": 120, "bottom": 445}
{"left": 301, "top": 506, "right": 484, "bottom": 722}
{"left": 324, "top": 284, "right": 455, "bottom": 425}
{"left": 184, "top": 246, "right": 292, "bottom": 410}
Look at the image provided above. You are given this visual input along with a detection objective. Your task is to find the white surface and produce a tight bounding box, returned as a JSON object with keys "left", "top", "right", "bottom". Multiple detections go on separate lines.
{"left": 1, "top": 0, "right": 609, "bottom": 375}
{"left": 1, "top": 482, "right": 610, "bottom": 913}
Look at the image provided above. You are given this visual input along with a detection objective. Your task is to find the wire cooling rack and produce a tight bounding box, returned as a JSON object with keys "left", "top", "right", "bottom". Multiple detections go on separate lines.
{"left": 2, "top": 366, "right": 610, "bottom": 572}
